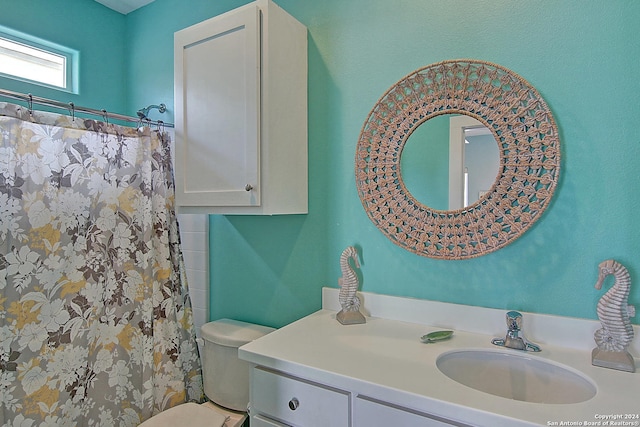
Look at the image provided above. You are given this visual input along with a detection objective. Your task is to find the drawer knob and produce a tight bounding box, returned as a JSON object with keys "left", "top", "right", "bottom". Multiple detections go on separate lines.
{"left": 288, "top": 397, "right": 299, "bottom": 411}
{"left": 245, "top": 184, "right": 253, "bottom": 191}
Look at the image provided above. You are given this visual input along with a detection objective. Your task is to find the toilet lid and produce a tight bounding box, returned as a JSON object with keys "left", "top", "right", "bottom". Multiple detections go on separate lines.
{"left": 139, "top": 403, "right": 227, "bottom": 427}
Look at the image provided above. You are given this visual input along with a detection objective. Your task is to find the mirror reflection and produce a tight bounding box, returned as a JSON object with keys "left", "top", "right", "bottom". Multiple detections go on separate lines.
{"left": 400, "top": 114, "right": 499, "bottom": 211}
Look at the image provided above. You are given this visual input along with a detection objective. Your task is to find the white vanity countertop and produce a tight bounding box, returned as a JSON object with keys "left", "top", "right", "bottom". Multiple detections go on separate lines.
{"left": 239, "top": 289, "right": 640, "bottom": 427}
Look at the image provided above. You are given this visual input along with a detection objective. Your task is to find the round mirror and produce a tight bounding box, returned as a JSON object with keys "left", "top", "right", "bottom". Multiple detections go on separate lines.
{"left": 400, "top": 114, "right": 499, "bottom": 211}
{"left": 355, "top": 60, "right": 560, "bottom": 260}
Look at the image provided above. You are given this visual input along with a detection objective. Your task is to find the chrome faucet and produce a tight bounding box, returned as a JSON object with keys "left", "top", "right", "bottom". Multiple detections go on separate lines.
{"left": 491, "top": 311, "right": 541, "bottom": 352}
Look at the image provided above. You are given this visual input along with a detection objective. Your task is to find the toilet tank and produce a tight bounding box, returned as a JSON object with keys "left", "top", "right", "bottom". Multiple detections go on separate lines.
{"left": 200, "top": 319, "right": 275, "bottom": 411}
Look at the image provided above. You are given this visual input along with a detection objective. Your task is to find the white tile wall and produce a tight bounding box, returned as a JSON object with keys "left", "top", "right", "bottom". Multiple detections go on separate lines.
{"left": 178, "top": 214, "right": 209, "bottom": 343}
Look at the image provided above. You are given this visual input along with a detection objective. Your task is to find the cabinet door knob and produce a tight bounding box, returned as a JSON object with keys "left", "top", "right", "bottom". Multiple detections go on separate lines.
{"left": 245, "top": 184, "right": 253, "bottom": 191}
{"left": 288, "top": 397, "right": 299, "bottom": 411}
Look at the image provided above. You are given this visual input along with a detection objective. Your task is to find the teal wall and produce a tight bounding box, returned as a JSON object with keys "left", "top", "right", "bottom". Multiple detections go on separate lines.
{"left": 0, "top": 0, "right": 127, "bottom": 114}
{"left": 5, "top": 1, "right": 639, "bottom": 329}
{"left": 125, "top": 0, "right": 640, "bottom": 328}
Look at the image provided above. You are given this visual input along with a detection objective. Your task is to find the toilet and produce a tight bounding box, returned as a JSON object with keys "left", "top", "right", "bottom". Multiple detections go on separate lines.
{"left": 140, "top": 319, "right": 274, "bottom": 427}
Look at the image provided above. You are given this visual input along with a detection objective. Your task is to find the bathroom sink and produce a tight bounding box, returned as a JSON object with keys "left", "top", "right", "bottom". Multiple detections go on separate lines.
{"left": 436, "top": 349, "right": 596, "bottom": 404}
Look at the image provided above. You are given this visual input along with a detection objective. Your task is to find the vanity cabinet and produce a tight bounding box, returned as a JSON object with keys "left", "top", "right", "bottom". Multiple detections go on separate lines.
{"left": 249, "top": 367, "right": 463, "bottom": 427}
{"left": 242, "top": 289, "right": 640, "bottom": 427}
{"left": 173, "top": 0, "right": 307, "bottom": 215}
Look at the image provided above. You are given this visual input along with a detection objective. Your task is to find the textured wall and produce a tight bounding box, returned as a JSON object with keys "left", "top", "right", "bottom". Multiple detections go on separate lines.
{"left": 9, "top": 0, "right": 638, "bottom": 329}
{"left": 128, "top": 0, "right": 640, "bottom": 328}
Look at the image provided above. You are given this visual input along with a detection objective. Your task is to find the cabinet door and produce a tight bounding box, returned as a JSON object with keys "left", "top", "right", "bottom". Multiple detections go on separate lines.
{"left": 174, "top": 5, "right": 261, "bottom": 207}
{"left": 251, "top": 414, "right": 291, "bottom": 427}
{"left": 355, "top": 396, "right": 466, "bottom": 427}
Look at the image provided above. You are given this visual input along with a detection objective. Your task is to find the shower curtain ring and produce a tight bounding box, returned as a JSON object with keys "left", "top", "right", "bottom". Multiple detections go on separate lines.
{"left": 101, "top": 109, "right": 109, "bottom": 125}
{"left": 27, "top": 94, "right": 33, "bottom": 115}
{"left": 68, "top": 102, "right": 75, "bottom": 121}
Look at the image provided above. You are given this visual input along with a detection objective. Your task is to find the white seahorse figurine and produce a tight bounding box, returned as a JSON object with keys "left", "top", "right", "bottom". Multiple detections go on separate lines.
{"left": 336, "top": 246, "right": 366, "bottom": 325}
{"left": 592, "top": 259, "right": 636, "bottom": 372}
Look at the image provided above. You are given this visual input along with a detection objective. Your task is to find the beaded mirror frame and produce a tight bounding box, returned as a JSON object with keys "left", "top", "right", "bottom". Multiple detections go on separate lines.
{"left": 355, "top": 60, "right": 560, "bottom": 260}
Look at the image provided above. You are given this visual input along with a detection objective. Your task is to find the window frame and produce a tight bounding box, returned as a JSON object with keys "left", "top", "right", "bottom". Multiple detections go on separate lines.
{"left": 0, "top": 26, "right": 79, "bottom": 94}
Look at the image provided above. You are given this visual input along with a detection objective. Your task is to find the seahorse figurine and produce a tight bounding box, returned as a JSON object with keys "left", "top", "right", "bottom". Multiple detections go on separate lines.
{"left": 336, "top": 246, "right": 366, "bottom": 325}
{"left": 592, "top": 259, "right": 636, "bottom": 372}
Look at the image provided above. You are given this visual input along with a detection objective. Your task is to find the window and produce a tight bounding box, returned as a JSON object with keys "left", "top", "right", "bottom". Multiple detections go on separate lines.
{"left": 0, "top": 27, "right": 78, "bottom": 93}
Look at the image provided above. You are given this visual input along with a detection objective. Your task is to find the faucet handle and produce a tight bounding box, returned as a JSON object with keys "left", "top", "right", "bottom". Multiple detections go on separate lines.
{"left": 506, "top": 311, "right": 522, "bottom": 331}
{"left": 493, "top": 310, "right": 541, "bottom": 352}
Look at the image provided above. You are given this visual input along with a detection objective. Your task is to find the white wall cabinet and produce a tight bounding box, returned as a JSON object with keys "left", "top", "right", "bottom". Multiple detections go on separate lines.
{"left": 174, "top": 0, "right": 307, "bottom": 214}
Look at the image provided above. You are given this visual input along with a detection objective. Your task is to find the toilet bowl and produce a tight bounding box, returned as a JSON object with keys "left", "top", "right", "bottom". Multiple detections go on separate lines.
{"left": 139, "top": 319, "right": 274, "bottom": 427}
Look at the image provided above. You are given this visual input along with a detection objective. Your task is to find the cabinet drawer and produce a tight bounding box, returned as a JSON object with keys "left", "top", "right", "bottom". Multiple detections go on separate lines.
{"left": 251, "top": 367, "right": 350, "bottom": 427}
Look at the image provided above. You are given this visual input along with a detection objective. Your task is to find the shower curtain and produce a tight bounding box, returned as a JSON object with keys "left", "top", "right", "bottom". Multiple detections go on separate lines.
{"left": 0, "top": 102, "right": 203, "bottom": 426}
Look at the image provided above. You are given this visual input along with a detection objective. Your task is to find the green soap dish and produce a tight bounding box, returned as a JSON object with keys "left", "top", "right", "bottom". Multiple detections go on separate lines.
{"left": 420, "top": 330, "right": 454, "bottom": 343}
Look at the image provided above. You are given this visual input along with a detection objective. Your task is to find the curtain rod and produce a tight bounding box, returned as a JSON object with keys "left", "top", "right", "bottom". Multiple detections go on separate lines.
{"left": 0, "top": 88, "right": 174, "bottom": 128}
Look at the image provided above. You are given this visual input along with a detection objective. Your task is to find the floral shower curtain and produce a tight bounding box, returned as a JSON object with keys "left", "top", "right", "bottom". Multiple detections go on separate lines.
{"left": 0, "top": 102, "right": 203, "bottom": 426}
